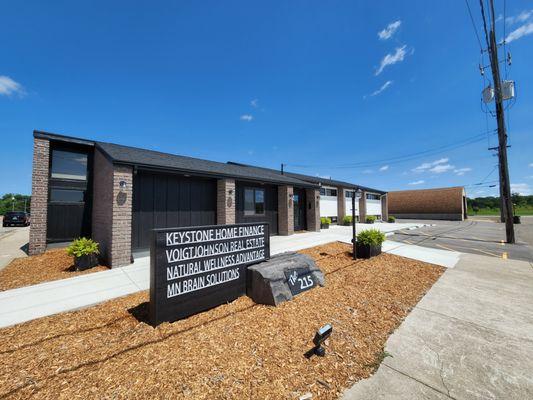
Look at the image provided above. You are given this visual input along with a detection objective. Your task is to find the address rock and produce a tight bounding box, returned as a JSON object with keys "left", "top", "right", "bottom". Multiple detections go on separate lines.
{"left": 246, "top": 252, "right": 325, "bottom": 306}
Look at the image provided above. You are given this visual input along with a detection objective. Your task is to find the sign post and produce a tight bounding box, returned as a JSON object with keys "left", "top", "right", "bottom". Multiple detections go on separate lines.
{"left": 149, "top": 223, "right": 270, "bottom": 326}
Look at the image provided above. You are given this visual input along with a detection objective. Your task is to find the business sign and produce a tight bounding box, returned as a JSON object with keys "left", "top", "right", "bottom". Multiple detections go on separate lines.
{"left": 149, "top": 223, "right": 270, "bottom": 326}
{"left": 284, "top": 267, "right": 317, "bottom": 296}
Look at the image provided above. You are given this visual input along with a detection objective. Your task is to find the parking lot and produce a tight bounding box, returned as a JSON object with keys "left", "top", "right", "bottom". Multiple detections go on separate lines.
{"left": 388, "top": 217, "right": 533, "bottom": 262}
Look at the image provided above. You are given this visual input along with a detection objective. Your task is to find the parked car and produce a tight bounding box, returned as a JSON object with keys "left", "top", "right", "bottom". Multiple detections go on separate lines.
{"left": 2, "top": 211, "right": 31, "bottom": 227}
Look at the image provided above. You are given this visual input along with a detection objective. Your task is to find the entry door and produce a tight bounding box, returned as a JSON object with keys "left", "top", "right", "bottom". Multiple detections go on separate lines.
{"left": 293, "top": 188, "right": 307, "bottom": 231}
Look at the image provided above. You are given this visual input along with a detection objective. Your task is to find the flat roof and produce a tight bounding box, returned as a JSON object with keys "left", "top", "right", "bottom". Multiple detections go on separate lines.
{"left": 34, "top": 130, "right": 318, "bottom": 188}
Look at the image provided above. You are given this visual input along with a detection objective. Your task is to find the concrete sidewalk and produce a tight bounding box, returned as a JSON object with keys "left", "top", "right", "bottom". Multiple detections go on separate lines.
{"left": 0, "top": 222, "right": 452, "bottom": 328}
{"left": 0, "top": 226, "right": 29, "bottom": 270}
{"left": 342, "top": 253, "right": 533, "bottom": 400}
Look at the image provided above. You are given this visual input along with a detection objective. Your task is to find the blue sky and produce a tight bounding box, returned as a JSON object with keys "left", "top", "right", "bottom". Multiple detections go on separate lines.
{"left": 1, "top": 0, "right": 532, "bottom": 196}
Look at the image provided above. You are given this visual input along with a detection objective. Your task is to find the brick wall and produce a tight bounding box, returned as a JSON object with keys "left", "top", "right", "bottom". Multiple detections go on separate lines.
{"left": 278, "top": 185, "right": 294, "bottom": 235}
{"left": 92, "top": 148, "right": 133, "bottom": 267}
{"left": 359, "top": 191, "right": 367, "bottom": 222}
{"left": 217, "top": 179, "right": 236, "bottom": 225}
{"left": 306, "top": 188, "right": 320, "bottom": 232}
{"left": 381, "top": 194, "right": 389, "bottom": 221}
{"left": 388, "top": 187, "right": 465, "bottom": 215}
{"left": 29, "top": 138, "right": 50, "bottom": 255}
{"left": 337, "top": 187, "right": 346, "bottom": 223}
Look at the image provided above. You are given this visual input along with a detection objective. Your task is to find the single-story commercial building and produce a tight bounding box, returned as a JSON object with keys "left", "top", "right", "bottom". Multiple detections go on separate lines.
{"left": 29, "top": 130, "right": 387, "bottom": 267}
{"left": 388, "top": 187, "right": 467, "bottom": 221}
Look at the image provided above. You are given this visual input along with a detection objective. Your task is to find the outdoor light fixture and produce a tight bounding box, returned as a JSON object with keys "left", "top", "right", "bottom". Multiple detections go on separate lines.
{"left": 228, "top": 189, "right": 234, "bottom": 195}
{"left": 119, "top": 180, "right": 128, "bottom": 190}
{"left": 305, "top": 323, "right": 333, "bottom": 358}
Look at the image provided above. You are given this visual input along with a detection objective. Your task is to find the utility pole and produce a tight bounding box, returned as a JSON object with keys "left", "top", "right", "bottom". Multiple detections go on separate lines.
{"left": 281, "top": 163, "right": 285, "bottom": 175}
{"left": 487, "top": 0, "right": 515, "bottom": 243}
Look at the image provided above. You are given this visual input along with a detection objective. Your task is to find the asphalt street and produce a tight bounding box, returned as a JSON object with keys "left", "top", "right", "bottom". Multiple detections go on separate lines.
{"left": 388, "top": 217, "right": 533, "bottom": 262}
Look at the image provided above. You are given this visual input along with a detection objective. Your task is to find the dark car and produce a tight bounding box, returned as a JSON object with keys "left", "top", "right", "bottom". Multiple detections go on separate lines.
{"left": 2, "top": 211, "right": 31, "bottom": 227}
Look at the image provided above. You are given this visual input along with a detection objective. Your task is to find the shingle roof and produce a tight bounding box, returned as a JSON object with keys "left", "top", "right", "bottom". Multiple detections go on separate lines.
{"left": 227, "top": 162, "right": 387, "bottom": 194}
{"left": 95, "top": 141, "right": 317, "bottom": 187}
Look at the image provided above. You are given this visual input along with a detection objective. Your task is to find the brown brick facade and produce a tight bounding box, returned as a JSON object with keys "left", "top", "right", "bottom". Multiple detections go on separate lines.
{"left": 337, "top": 187, "right": 346, "bottom": 223}
{"left": 278, "top": 185, "right": 294, "bottom": 235}
{"left": 358, "top": 191, "right": 367, "bottom": 222}
{"left": 217, "top": 179, "right": 236, "bottom": 225}
{"left": 92, "top": 148, "right": 133, "bottom": 267}
{"left": 388, "top": 187, "right": 465, "bottom": 220}
{"left": 29, "top": 138, "right": 50, "bottom": 255}
{"left": 306, "top": 188, "right": 320, "bottom": 231}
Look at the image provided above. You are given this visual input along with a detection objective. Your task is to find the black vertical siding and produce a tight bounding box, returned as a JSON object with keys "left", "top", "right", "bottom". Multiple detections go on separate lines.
{"left": 132, "top": 171, "right": 216, "bottom": 250}
{"left": 235, "top": 182, "right": 278, "bottom": 235}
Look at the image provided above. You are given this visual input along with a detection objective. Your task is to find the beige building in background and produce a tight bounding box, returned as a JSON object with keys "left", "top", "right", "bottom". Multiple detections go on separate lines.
{"left": 388, "top": 187, "right": 467, "bottom": 221}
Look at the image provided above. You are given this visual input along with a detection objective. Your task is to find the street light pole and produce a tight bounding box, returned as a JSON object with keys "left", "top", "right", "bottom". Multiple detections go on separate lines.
{"left": 351, "top": 188, "right": 362, "bottom": 260}
{"left": 11, "top": 196, "right": 15, "bottom": 212}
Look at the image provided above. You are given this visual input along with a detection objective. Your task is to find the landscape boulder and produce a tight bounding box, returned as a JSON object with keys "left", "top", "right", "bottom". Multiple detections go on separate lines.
{"left": 247, "top": 252, "right": 325, "bottom": 306}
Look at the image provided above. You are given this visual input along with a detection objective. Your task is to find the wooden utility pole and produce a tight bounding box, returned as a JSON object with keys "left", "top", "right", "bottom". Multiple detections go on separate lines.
{"left": 488, "top": 0, "right": 515, "bottom": 243}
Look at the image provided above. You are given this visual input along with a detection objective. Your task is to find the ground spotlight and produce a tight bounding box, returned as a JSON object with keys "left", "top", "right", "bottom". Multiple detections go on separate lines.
{"left": 305, "top": 323, "right": 332, "bottom": 358}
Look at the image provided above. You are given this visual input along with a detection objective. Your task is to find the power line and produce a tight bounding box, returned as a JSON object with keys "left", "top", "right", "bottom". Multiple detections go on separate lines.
{"left": 464, "top": 0, "right": 485, "bottom": 52}
{"left": 286, "top": 131, "right": 495, "bottom": 170}
{"left": 479, "top": 0, "right": 491, "bottom": 49}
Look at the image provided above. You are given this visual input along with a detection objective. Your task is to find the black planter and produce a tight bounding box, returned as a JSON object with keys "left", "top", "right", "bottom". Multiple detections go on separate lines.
{"left": 356, "top": 243, "right": 382, "bottom": 259}
{"left": 320, "top": 223, "right": 330, "bottom": 229}
{"left": 513, "top": 216, "right": 521, "bottom": 224}
{"left": 366, "top": 220, "right": 375, "bottom": 224}
{"left": 74, "top": 253, "right": 98, "bottom": 271}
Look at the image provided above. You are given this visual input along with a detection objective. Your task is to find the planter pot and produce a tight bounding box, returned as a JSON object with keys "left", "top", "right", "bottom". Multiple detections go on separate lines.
{"left": 320, "top": 223, "right": 330, "bottom": 229}
{"left": 366, "top": 221, "right": 375, "bottom": 224}
{"left": 355, "top": 243, "right": 382, "bottom": 259}
{"left": 74, "top": 253, "right": 98, "bottom": 271}
{"left": 513, "top": 216, "right": 521, "bottom": 224}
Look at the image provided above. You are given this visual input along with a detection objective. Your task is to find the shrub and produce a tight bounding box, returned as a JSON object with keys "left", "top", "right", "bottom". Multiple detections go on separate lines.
{"left": 342, "top": 215, "right": 353, "bottom": 225}
{"left": 365, "top": 215, "right": 377, "bottom": 223}
{"left": 67, "top": 237, "right": 99, "bottom": 258}
{"left": 357, "top": 229, "right": 386, "bottom": 246}
{"left": 320, "top": 217, "right": 331, "bottom": 225}
{"left": 387, "top": 216, "right": 396, "bottom": 223}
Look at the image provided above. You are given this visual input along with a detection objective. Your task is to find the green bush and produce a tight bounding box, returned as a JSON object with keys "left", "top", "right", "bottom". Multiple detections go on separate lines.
{"left": 67, "top": 237, "right": 99, "bottom": 258}
{"left": 320, "top": 217, "right": 331, "bottom": 225}
{"left": 342, "top": 215, "right": 353, "bottom": 225}
{"left": 357, "top": 229, "right": 386, "bottom": 246}
{"left": 387, "top": 216, "right": 396, "bottom": 223}
{"left": 365, "top": 215, "right": 377, "bottom": 223}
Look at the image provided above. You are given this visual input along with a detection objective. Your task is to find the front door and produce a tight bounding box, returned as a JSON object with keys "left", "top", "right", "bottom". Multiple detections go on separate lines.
{"left": 293, "top": 188, "right": 307, "bottom": 231}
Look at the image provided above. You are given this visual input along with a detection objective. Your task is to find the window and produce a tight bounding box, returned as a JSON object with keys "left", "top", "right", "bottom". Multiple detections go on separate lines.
{"left": 366, "top": 193, "right": 380, "bottom": 200}
{"left": 51, "top": 150, "right": 88, "bottom": 181}
{"left": 345, "top": 191, "right": 353, "bottom": 198}
{"left": 320, "top": 188, "right": 337, "bottom": 197}
{"left": 244, "top": 188, "right": 265, "bottom": 216}
{"left": 50, "top": 188, "right": 85, "bottom": 203}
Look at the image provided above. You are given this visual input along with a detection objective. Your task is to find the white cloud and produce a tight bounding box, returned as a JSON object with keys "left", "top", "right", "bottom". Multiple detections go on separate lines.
{"left": 412, "top": 158, "right": 449, "bottom": 173}
{"left": 408, "top": 180, "right": 425, "bottom": 185}
{"left": 379, "top": 165, "right": 389, "bottom": 171}
{"left": 506, "top": 9, "right": 533, "bottom": 25}
{"left": 0, "top": 76, "right": 25, "bottom": 97}
{"left": 362, "top": 169, "right": 374, "bottom": 174}
{"left": 378, "top": 20, "right": 401, "bottom": 40}
{"left": 375, "top": 45, "right": 409, "bottom": 76}
{"left": 240, "top": 114, "right": 253, "bottom": 121}
{"left": 510, "top": 183, "right": 531, "bottom": 195}
{"left": 454, "top": 167, "right": 472, "bottom": 176}
{"left": 429, "top": 164, "right": 454, "bottom": 174}
{"left": 505, "top": 22, "right": 533, "bottom": 43}
{"left": 370, "top": 80, "right": 393, "bottom": 97}
{"left": 529, "top": 163, "right": 533, "bottom": 167}
{"left": 251, "top": 99, "right": 259, "bottom": 108}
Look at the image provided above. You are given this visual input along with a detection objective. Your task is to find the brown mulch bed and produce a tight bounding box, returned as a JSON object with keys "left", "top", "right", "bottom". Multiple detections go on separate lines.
{"left": 0, "top": 242, "right": 444, "bottom": 399}
{"left": 0, "top": 249, "right": 109, "bottom": 291}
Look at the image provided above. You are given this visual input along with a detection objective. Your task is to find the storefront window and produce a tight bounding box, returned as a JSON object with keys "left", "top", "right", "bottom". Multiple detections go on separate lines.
{"left": 244, "top": 188, "right": 265, "bottom": 216}
{"left": 50, "top": 188, "right": 85, "bottom": 202}
{"left": 51, "top": 150, "right": 88, "bottom": 181}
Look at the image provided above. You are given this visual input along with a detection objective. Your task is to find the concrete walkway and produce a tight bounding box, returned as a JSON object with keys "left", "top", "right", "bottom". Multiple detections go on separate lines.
{"left": 0, "top": 222, "right": 455, "bottom": 328}
{"left": 0, "top": 226, "right": 29, "bottom": 270}
{"left": 342, "top": 253, "right": 533, "bottom": 400}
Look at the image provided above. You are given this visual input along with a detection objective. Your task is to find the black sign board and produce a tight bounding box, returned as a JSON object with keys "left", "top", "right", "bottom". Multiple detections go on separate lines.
{"left": 284, "top": 267, "right": 317, "bottom": 296}
{"left": 150, "top": 223, "right": 270, "bottom": 326}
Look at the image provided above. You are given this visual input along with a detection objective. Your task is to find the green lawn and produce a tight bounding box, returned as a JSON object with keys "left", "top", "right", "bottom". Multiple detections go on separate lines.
{"left": 468, "top": 207, "right": 533, "bottom": 216}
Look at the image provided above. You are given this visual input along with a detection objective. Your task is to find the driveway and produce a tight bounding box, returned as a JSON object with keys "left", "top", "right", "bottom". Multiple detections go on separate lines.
{"left": 388, "top": 219, "right": 533, "bottom": 262}
{"left": 0, "top": 225, "right": 29, "bottom": 270}
{"left": 342, "top": 252, "right": 533, "bottom": 399}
